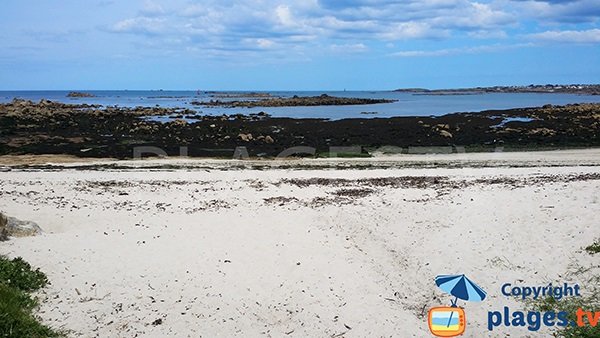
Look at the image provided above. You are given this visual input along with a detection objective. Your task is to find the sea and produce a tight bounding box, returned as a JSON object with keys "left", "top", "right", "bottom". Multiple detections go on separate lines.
{"left": 1, "top": 90, "right": 598, "bottom": 120}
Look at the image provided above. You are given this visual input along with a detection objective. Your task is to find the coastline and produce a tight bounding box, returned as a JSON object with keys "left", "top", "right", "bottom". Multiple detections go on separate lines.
{"left": 3, "top": 0, "right": 600, "bottom": 335}
{"left": 1, "top": 99, "right": 599, "bottom": 159}
{"left": 394, "top": 84, "right": 600, "bottom": 95}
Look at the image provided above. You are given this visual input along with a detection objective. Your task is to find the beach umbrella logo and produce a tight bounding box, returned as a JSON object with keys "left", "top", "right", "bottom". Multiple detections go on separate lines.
{"left": 428, "top": 274, "right": 487, "bottom": 337}
{"left": 435, "top": 274, "right": 487, "bottom": 304}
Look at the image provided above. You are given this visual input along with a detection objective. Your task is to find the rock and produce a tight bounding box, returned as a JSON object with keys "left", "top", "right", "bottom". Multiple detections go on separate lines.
{"left": 527, "top": 128, "right": 556, "bottom": 136}
{"left": 238, "top": 133, "right": 253, "bottom": 142}
{"left": 0, "top": 214, "right": 7, "bottom": 241}
{"left": 192, "top": 95, "right": 395, "bottom": 108}
{"left": 439, "top": 130, "right": 453, "bottom": 138}
{"left": 169, "top": 119, "right": 188, "bottom": 127}
{"left": 264, "top": 135, "right": 275, "bottom": 144}
{"left": 0, "top": 212, "right": 42, "bottom": 240}
{"left": 67, "top": 91, "right": 95, "bottom": 98}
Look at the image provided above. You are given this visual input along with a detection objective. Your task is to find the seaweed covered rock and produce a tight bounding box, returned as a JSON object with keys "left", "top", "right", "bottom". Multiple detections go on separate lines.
{"left": 192, "top": 94, "right": 396, "bottom": 108}
{"left": 67, "top": 91, "right": 95, "bottom": 98}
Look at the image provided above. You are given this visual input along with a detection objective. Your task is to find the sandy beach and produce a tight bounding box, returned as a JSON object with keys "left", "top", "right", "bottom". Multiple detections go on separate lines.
{"left": 1, "top": 149, "right": 599, "bottom": 337}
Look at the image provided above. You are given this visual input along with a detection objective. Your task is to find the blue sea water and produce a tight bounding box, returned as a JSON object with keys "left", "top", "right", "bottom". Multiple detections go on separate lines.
{"left": 431, "top": 317, "right": 460, "bottom": 326}
{"left": 490, "top": 116, "right": 537, "bottom": 128}
{"left": 0, "top": 90, "right": 598, "bottom": 119}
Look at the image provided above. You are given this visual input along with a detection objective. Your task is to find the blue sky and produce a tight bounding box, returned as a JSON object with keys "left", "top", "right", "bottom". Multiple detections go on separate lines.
{"left": 0, "top": 0, "right": 599, "bottom": 90}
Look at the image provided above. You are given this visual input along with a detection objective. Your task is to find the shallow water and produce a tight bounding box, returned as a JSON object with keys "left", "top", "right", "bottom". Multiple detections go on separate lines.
{"left": 1, "top": 90, "right": 598, "bottom": 119}
{"left": 490, "top": 116, "right": 537, "bottom": 128}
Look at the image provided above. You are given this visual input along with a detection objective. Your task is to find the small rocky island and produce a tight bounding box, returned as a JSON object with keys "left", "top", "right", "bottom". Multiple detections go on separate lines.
{"left": 67, "top": 91, "right": 96, "bottom": 98}
{"left": 209, "top": 92, "right": 274, "bottom": 98}
{"left": 192, "top": 94, "right": 395, "bottom": 107}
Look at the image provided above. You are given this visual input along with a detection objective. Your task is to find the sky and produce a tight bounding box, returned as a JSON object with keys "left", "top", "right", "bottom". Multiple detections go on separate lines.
{"left": 0, "top": 0, "right": 599, "bottom": 90}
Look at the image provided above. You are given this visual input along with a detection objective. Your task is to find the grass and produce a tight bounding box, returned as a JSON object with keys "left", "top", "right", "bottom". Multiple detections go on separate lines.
{"left": 528, "top": 293, "right": 600, "bottom": 338}
{"left": 0, "top": 257, "right": 48, "bottom": 292}
{"left": 0, "top": 256, "right": 61, "bottom": 337}
{"left": 527, "top": 238, "right": 600, "bottom": 338}
{"left": 585, "top": 239, "right": 600, "bottom": 255}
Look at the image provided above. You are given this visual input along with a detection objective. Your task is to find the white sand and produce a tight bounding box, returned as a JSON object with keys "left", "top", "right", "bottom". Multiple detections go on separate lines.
{"left": 1, "top": 149, "right": 599, "bottom": 337}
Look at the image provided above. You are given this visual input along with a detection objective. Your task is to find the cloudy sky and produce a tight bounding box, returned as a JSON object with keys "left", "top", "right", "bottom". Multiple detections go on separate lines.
{"left": 1, "top": 0, "right": 599, "bottom": 90}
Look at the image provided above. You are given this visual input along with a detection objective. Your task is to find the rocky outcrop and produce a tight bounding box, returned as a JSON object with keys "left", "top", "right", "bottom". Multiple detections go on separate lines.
{"left": 433, "top": 124, "right": 453, "bottom": 138}
{"left": 0, "top": 213, "right": 43, "bottom": 241}
{"left": 1, "top": 99, "right": 599, "bottom": 158}
{"left": 192, "top": 94, "right": 396, "bottom": 108}
{"left": 67, "top": 91, "right": 95, "bottom": 98}
{"left": 238, "top": 133, "right": 253, "bottom": 142}
{"left": 0, "top": 214, "right": 6, "bottom": 241}
{"left": 210, "top": 92, "right": 273, "bottom": 98}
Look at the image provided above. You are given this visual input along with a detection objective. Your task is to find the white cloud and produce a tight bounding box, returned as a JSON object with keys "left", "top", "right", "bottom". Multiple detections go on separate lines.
{"left": 379, "top": 22, "right": 449, "bottom": 40}
{"left": 256, "top": 38, "right": 275, "bottom": 49}
{"left": 110, "top": 17, "right": 166, "bottom": 35}
{"left": 104, "top": 0, "right": 600, "bottom": 60}
{"left": 391, "top": 49, "right": 451, "bottom": 57}
{"left": 509, "top": 0, "right": 600, "bottom": 23}
{"left": 109, "top": 0, "right": 520, "bottom": 44}
{"left": 468, "top": 30, "right": 508, "bottom": 39}
{"left": 428, "top": 2, "right": 514, "bottom": 29}
{"left": 390, "top": 43, "right": 533, "bottom": 57}
{"left": 180, "top": 4, "right": 206, "bottom": 17}
{"left": 140, "top": 0, "right": 165, "bottom": 17}
{"left": 527, "top": 29, "right": 600, "bottom": 43}
{"left": 330, "top": 43, "right": 368, "bottom": 53}
{"left": 275, "top": 5, "right": 294, "bottom": 27}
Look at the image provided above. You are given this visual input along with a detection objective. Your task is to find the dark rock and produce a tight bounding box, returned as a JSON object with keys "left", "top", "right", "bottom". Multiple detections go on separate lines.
{"left": 67, "top": 91, "right": 95, "bottom": 98}
{"left": 0, "top": 100, "right": 599, "bottom": 159}
{"left": 191, "top": 95, "right": 395, "bottom": 108}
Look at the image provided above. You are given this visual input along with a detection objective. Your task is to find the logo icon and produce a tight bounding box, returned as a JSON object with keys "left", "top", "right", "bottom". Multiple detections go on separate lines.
{"left": 428, "top": 274, "right": 486, "bottom": 337}
{"left": 428, "top": 306, "right": 466, "bottom": 337}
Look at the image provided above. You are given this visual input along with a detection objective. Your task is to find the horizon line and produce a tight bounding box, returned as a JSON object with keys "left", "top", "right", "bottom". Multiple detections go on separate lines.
{"left": 1, "top": 83, "right": 599, "bottom": 92}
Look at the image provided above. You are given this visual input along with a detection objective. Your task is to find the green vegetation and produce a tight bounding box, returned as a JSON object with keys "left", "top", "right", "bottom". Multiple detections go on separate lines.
{"left": 526, "top": 238, "right": 600, "bottom": 338}
{"left": 528, "top": 293, "right": 600, "bottom": 338}
{"left": 528, "top": 238, "right": 600, "bottom": 338}
{"left": 585, "top": 239, "right": 600, "bottom": 255}
{"left": 0, "top": 256, "right": 61, "bottom": 337}
{"left": 0, "top": 257, "right": 48, "bottom": 291}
